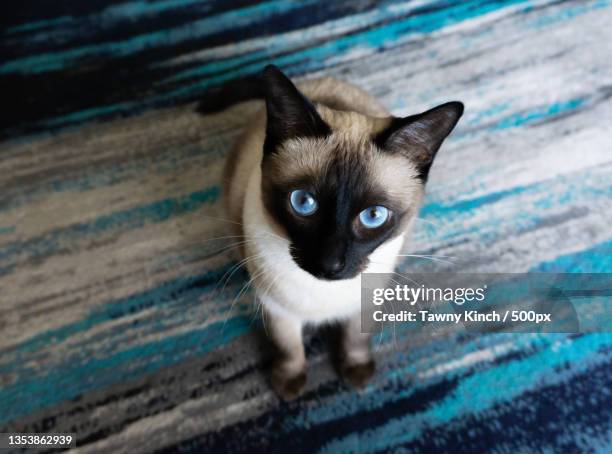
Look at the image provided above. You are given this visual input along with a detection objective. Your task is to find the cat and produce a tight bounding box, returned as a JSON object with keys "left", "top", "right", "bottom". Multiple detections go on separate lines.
{"left": 200, "top": 65, "right": 463, "bottom": 399}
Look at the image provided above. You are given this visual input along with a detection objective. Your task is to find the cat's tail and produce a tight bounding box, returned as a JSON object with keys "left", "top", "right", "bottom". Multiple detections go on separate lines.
{"left": 195, "top": 75, "right": 264, "bottom": 114}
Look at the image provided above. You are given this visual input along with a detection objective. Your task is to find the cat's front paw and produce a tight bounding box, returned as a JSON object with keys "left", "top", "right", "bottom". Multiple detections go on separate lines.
{"left": 270, "top": 366, "right": 307, "bottom": 400}
{"left": 340, "top": 359, "right": 376, "bottom": 389}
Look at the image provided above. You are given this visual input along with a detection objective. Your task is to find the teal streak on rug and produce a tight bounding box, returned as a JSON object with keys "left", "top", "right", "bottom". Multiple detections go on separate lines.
{"left": 1, "top": 0, "right": 611, "bottom": 452}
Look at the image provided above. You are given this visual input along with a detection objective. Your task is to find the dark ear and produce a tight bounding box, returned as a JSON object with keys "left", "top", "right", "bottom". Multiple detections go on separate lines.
{"left": 374, "top": 101, "right": 464, "bottom": 181}
{"left": 262, "top": 65, "right": 330, "bottom": 154}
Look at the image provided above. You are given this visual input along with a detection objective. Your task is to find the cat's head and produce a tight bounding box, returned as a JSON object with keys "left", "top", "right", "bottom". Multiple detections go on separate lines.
{"left": 260, "top": 65, "right": 463, "bottom": 280}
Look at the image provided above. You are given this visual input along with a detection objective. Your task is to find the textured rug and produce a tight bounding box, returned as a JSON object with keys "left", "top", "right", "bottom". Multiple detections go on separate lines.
{"left": 1, "top": 0, "right": 612, "bottom": 452}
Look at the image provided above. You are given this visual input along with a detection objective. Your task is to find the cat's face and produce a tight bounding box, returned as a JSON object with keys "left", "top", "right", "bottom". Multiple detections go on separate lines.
{"left": 262, "top": 130, "right": 423, "bottom": 280}
{"left": 259, "top": 66, "right": 463, "bottom": 280}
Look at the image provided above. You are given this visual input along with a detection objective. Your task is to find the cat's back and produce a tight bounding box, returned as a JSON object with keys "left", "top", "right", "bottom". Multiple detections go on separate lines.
{"left": 299, "top": 77, "right": 389, "bottom": 117}
{"left": 223, "top": 77, "right": 390, "bottom": 227}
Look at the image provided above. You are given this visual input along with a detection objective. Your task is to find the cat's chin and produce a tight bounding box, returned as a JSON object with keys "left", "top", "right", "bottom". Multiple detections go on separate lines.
{"left": 312, "top": 272, "right": 358, "bottom": 282}
{"left": 293, "top": 261, "right": 363, "bottom": 281}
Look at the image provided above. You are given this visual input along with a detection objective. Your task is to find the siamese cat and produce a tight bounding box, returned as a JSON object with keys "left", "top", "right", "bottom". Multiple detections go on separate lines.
{"left": 201, "top": 65, "right": 463, "bottom": 399}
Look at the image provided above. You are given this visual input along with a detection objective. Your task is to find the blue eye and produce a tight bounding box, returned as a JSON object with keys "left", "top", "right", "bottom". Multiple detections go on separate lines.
{"left": 359, "top": 206, "right": 389, "bottom": 229}
{"left": 290, "top": 189, "right": 318, "bottom": 216}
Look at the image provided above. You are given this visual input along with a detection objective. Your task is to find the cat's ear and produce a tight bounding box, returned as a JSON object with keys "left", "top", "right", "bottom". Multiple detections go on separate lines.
{"left": 375, "top": 102, "right": 464, "bottom": 180}
{"left": 262, "top": 65, "right": 331, "bottom": 154}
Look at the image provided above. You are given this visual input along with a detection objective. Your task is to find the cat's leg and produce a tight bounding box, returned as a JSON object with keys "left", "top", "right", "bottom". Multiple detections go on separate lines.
{"left": 265, "top": 307, "right": 307, "bottom": 400}
{"left": 338, "top": 313, "right": 375, "bottom": 388}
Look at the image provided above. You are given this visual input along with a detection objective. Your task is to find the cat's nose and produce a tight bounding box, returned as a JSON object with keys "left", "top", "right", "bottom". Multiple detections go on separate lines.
{"left": 320, "top": 256, "right": 345, "bottom": 278}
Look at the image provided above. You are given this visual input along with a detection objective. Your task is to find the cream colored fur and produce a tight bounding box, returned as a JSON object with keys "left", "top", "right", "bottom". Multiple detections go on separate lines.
{"left": 223, "top": 76, "right": 421, "bottom": 397}
{"left": 225, "top": 77, "right": 414, "bottom": 325}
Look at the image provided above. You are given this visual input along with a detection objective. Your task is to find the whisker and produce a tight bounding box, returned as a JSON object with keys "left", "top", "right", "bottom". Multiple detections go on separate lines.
{"left": 395, "top": 254, "right": 456, "bottom": 266}
{"left": 221, "top": 266, "right": 268, "bottom": 336}
{"left": 255, "top": 271, "right": 284, "bottom": 336}
{"left": 385, "top": 277, "right": 403, "bottom": 351}
{"left": 410, "top": 253, "right": 456, "bottom": 259}
{"left": 199, "top": 230, "right": 286, "bottom": 258}
{"left": 217, "top": 248, "right": 286, "bottom": 293}
{"left": 205, "top": 239, "right": 260, "bottom": 259}
{"left": 199, "top": 214, "right": 244, "bottom": 227}
{"left": 216, "top": 252, "right": 264, "bottom": 294}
